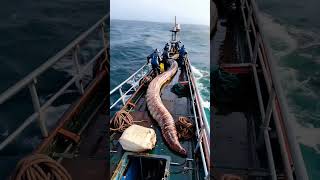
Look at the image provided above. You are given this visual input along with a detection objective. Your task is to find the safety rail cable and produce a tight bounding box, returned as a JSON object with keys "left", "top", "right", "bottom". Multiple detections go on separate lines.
{"left": 109, "top": 63, "right": 150, "bottom": 109}
{"left": 187, "top": 58, "right": 210, "bottom": 152}
{"left": 0, "top": 14, "right": 109, "bottom": 151}
{"left": 185, "top": 56, "right": 209, "bottom": 179}
{"left": 241, "top": 0, "right": 309, "bottom": 179}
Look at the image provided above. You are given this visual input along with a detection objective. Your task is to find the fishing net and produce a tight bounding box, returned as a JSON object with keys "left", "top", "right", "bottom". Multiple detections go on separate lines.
{"left": 171, "top": 83, "right": 189, "bottom": 97}
{"left": 212, "top": 66, "right": 240, "bottom": 111}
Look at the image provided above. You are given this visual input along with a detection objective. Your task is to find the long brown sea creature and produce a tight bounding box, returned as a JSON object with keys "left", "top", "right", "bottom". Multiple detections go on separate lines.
{"left": 146, "top": 60, "right": 187, "bottom": 156}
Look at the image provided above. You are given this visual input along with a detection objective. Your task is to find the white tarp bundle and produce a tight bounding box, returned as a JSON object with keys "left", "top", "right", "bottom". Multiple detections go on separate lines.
{"left": 119, "top": 124, "right": 156, "bottom": 152}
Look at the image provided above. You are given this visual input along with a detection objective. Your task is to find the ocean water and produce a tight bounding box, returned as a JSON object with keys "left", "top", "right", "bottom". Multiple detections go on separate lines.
{"left": 110, "top": 19, "right": 210, "bottom": 118}
{"left": 257, "top": 0, "right": 320, "bottom": 179}
{"left": 0, "top": 1, "right": 105, "bottom": 178}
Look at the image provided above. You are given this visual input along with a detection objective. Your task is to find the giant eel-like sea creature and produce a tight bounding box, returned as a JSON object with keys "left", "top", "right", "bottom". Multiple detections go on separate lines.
{"left": 146, "top": 60, "right": 187, "bottom": 156}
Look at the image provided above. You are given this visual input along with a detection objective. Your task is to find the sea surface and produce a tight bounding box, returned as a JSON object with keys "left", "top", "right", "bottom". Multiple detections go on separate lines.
{"left": 0, "top": 1, "right": 105, "bottom": 178}
{"left": 257, "top": 0, "right": 320, "bottom": 179}
{"left": 110, "top": 19, "right": 210, "bottom": 118}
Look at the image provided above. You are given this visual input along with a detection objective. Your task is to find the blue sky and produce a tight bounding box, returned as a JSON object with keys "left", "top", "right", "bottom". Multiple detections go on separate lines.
{"left": 111, "top": 0, "right": 209, "bottom": 25}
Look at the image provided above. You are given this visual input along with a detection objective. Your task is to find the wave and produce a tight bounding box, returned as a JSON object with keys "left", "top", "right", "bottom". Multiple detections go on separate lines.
{"left": 43, "top": 104, "right": 70, "bottom": 129}
{"left": 191, "top": 65, "right": 210, "bottom": 114}
{"left": 288, "top": 106, "right": 320, "bottom": 153}
{"left": 261, "top": 13, "right": 320, "bottom": 153}
{"left": 259, "top": 13, "right": 298, "bottom": 57}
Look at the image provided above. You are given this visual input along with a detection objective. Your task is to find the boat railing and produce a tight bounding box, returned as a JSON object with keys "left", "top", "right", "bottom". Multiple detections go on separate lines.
{"left": 0, "top": 14, "right": 109, "bottom": 151}
{"left": 185, "top": 56, "right": 210, "bottom": 179}
{"left": 110, "top": 63, "right": 151, "bottom": 110}
{"left": 240, "top": 0, "right": 309, "bottom": 179}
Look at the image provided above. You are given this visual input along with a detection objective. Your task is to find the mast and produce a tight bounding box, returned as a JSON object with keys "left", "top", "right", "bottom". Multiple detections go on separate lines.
{"left": 171, "top": 16, "right": 180, "bottom": 42}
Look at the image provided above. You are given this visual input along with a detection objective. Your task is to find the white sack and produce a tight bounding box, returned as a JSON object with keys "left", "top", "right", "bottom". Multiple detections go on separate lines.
{"left": 119, "top": 124, "right": 156, "bottom": 152}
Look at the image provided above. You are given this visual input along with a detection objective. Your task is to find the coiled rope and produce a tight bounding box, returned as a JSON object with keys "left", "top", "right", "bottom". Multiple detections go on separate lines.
{"left": 11, "top": 154, "right": 72, "bottom": 180}
{"left": 110, "top": 110, "right": 134, "bottom": 132}
{"left": 110, "top": 110, "right": 148, "bottom": 132}
{"left": 175, "top": 116, "right": 194, "bottom": 140}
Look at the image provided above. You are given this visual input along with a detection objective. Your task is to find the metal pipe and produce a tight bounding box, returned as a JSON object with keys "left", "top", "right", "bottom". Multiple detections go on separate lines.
{"left": 240, "top": 1, "right": 254, "bottom": 59}
{"left": 110, "top": 63, "right": 148, "bottom": 94}
{"left": 0, "top": 48, "right": 103, "bottom": 151}
{"left": 264, "top": 130, "right": 277, "bottom": 180}
{"left": 119, "top": 88, "right": 125, "bottom": 105}
{"left": 250, "top": 14, "right": 295, "bottom": 180}
{"left": 73, "top": 45, "right": 84, "bottom": 94}
{"left": 28, "top": 80, "right": 48, "bottom": 137}
{"left": 239, "top": 1, "right": 279, "bottom": 179}
{"left": 0, "top": 14, "right": 107, "bottom": 150}
{"left": 0, "top": 14, "right": 109, "bottom": 104}
{"left": 250, "top": 0, "right": 309, "bottom": 179}
{"left": 188, "top": 59, "right": 210, "bottom": 135}
{"left": 185, "top": 58, "right": 209, "bottom": 178}
{"left": 188, "top": 64, "right": 210, "bottom": 156}
{"left": 110, "top": 72, "right": 146, "bottom": 109}
{"left": 41, "top": 49, "right": 104, "bottom": 111}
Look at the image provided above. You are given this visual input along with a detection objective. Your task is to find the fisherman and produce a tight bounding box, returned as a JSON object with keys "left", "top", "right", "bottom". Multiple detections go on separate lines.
{"left": 174, "top": 41, "right": 181, "bottom": 53}
{"left": 178, "top": 45, "right": 187, "bottom": 68}
{"left": 162, "top": 48, "right": 170, "bottom": 71}
{"left": 164, "top": 43, "right": 170, "bottom": 52}
{"left": 147, "top": 49, "right": 161, "bottom": 75}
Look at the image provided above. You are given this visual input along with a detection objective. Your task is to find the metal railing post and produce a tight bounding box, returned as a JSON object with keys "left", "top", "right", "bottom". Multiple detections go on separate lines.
{"left": 258, "top": 88, "right": 275, "bottom": 144}
{"left": 240, "top": 1, "right": 279, "bottom": 179}
{"left": 28, "top": 79, "right": 48, "bottom": 137}
{"left": 119, "top": 88, "right": 125, "bottom": 105}
{"left": 0, "top": 14, "right": 109, "bottom": 151}
{"left": 73, "top": 45, "right": 84, "bottom": 94}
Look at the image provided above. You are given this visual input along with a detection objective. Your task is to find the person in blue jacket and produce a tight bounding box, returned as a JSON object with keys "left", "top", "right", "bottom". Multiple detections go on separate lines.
{"left": 178, "top": 45, "right": 187, "bottom": 68}
{"left": 147, "top": 49, "right": 161, "bottom": 75}
{"left": 162, "top": 48, "right": 170, "bottom": 71}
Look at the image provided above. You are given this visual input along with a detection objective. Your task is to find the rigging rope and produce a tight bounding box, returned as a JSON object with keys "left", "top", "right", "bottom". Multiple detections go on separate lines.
{"left": 110, "top": 110, "right": 148, "bottom": 132}
{"left": 11, "top": 154, "right": 72, "bottom": 180}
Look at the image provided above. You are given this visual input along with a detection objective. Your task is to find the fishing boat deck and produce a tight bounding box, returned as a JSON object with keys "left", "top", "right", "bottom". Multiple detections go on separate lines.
{"left": 211, "top": 10, "right": 270, "bottom": 179}
{"left": 110, "top": 59, "right": 202, "bottom": 179}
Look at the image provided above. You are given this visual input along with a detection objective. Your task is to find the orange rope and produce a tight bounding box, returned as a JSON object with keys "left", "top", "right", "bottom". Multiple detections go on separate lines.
{"left": 175, "top": 116, "right": 194, "bottom": 140}
{"left": 110, "top": 110, "right": 134, "bottom": 132}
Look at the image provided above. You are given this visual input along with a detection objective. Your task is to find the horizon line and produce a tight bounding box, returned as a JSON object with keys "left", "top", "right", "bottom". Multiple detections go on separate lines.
{"left": 110, "top": 17, "right": 209, "bottom": 27}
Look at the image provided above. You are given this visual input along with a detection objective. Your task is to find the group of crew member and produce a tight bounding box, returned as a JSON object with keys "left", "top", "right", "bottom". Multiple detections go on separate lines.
{"left": 147, "top": 42, "right": 187, "bottom": 75}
